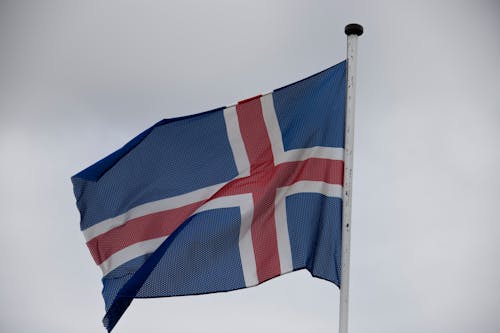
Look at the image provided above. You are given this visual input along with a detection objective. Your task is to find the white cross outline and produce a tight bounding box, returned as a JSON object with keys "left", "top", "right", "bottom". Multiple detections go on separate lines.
{"left": 84, "top": 93, "right": 343, "bottom": 288}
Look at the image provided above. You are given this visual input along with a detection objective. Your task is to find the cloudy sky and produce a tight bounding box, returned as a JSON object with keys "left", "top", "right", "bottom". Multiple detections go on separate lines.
{"left": 1, "top": 1, "right": 499, "bottom": 332}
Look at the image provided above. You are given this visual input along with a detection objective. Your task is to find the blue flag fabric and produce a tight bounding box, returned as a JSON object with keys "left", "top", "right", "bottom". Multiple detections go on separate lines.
{"left": 72, "top": 60, "right": 347, "bottom": 331}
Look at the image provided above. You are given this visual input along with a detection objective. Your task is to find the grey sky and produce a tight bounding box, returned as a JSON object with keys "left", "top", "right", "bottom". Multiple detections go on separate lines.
{"left": 1, "top": 1, "right": 499, "bottom": 332}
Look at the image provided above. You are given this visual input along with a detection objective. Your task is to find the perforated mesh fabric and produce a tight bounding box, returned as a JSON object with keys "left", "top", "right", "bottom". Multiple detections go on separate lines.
{"left": 72, "top": 60, "right": 347, "bottom": 332}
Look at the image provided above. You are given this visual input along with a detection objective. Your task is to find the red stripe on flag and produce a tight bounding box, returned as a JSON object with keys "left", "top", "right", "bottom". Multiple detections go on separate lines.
{"left": 216, "top": 159, "right": 343, "bottom": 198}
{"left": 87, "top": 202, "right": 202, "bottom": 265}
{"left": 236, "top": 97, "right": 281, "bottom": 283}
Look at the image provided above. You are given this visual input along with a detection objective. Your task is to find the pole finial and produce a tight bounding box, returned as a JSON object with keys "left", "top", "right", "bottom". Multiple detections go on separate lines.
{"left": 345, "top": 23, "right": 364, "bottom": 36}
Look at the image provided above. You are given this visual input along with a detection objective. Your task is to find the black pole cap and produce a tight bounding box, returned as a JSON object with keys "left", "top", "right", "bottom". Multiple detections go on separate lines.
{"left": 345, "top": 23, "right": 364, "bottom": 36}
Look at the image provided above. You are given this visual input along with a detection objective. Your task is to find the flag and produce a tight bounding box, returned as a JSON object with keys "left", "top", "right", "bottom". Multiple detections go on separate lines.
{"left": 72, "top": 60, "right": 347, "bottom": 331}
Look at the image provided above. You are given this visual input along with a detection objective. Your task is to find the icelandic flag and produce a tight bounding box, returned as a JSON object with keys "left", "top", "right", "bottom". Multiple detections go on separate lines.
{"left": 72, "top": 60, "right": 347, "bottom": 331}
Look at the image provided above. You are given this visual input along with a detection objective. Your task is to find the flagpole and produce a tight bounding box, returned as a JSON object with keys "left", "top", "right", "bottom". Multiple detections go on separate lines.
{"left": 339, "top": 23, "right": 363, "bottom": 333}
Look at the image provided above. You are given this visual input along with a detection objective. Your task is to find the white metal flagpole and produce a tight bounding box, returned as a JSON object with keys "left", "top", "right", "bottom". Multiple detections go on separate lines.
{"left": 339, "top": 23, "right": 363, "bottom": 333}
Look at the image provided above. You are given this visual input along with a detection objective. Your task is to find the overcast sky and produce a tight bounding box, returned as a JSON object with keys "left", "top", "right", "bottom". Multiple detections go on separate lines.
{"left": 1, "top": 1, "right": 499, "bottom": 332}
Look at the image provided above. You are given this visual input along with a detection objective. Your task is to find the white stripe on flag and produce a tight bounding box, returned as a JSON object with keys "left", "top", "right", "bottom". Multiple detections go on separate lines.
{"left": 237, "top": 197, "right": 258, "bottom": 287}
{"left": 279, "top": 181, "right": 343, "bottom": 198}
{"left": 274, "top": 190, "right": 294, "bottom": 275}
{"left": 223, "top": 105, "right": 250, "bottom": 177}
{"left": 99, "top": 236, "right": 168, "bottom": 276}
